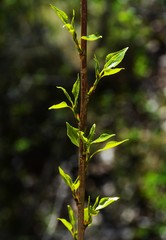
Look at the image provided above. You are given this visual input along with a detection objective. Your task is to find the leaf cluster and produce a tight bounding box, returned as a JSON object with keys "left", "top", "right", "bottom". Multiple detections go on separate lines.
{"left": 58, "top": 190, "right": 119, "bottom": 239}
{"left": 49, "top": 75, "right": 80, "bottom": 121}
{"left": 49, "top": 4, "right": 129, "bottom": 239}
{"left": 66, "top": 122, "right": 128, "bottom": 162}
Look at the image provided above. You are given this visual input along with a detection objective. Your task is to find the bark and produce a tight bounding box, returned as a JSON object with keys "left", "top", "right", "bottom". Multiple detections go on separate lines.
{"left": 77, "top": 0, "right": 88, "bottom": 240}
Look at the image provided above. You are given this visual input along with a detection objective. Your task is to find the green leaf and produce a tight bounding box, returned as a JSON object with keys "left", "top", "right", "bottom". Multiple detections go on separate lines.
{"left": 87, "top": 124, "right": 96, "bottom": 144}
{"left": 48, "top": 101, "right": 69, "bottom": 110}
{"left": 57, "top": 86, "right": 73, "bottom": 105}
{"left": 64, "top": 23, "right": 75, "bottom": 33}
{"left": 91, "top": 139, "right": 128, "bottom": 158}
{"left": 59, "top": 167, "right": 73, "bottom": 189}
{"left": 51, "top": 5, "right": 68, "bottom": 24}
{"left": 71, "top": 9, "right": 75, "bottom": 26}
{"left": 103, "top": 68, "right": 124, "bottom": 77}
{"left": 66, "top": 122, "right": 88, "bottom": 147}
{"left": 80, "top": 132, "right": 88, "bottom": 144}
{"left": 84, "top": 207, "right": 92, "bottom": 226}
{"left": 93, "top": 196, "right": 100, "bottom": 209}
{"left": 58, "top": 218, "right": 73, "bottom": 234}
{"left": 72, "top": 177, "right": 80, "bottom": 191}
{"left": 81, "top": 34, "right": 102, "bottom": 41}
{"left": 88, "top": 196, "right": 99, "bottom": 216}
{"left": 66, "top": 122, "right": 79, "bottom": 147}
{"left": 68, "top": 205, "right": 76, "bottom": 230}
{"left": 89, "top": 208, "right": 99, "bottom": 216}
{"left": 91, "top": 133, "right": 115, "bottom": 144}
{"left": 96, "top": 197, "right": 119, "bottom": 210}
{"left": 94, "top": 55, "right": 100, "bottom": 79}
{"left": 104, "top": 47, "right": 128, "bottom": 69}
{"left": 72, "top": 75, "right": 80, "bottom": 106}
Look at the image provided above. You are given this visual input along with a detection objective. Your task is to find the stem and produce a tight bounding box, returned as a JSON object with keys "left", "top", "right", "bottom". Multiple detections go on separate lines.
{"left": 78, "top": 0, "right": 88, "bottom": 239}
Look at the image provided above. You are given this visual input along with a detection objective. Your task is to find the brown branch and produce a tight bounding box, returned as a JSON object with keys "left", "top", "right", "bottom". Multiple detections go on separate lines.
{"left": 78, "top": 0, "right": 88, "bottom": 240}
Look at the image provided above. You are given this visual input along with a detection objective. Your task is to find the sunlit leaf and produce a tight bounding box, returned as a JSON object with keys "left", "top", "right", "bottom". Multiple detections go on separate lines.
{"left": 58, "top": 218, "right": 73, "bottom": 234}
{"left": 88, "top": 124, "right": 96, "bottom": 143}
{"left": 57, "top": 86, "right": 73, "bottom": 105}
{"left": 93, "top": 196, "right": 100, "bottom": 209}
{"left": 66, "top": 122, "right": 88, "bottom": 147}
{"left": 72, "top": 177, "right": 80, "bottom": 191}
{"left": 96, "top": 197, "right": 119, "bottom": 210}
{"left": 80, "top": 132, "right": 88, "bottom": 144}
{"left": 64, "top": 23, "right": 74, "bottom": 33}
{"left": 87, "top": 195, "right": 91, "bottom": 209}
{"left": 91, "top": 133, "right": 115, "bottom": 144}
{"left": 72, "top": 75, "right": 80, "bottom": 106}
{"left": 48, "top": 101, "right": 69, "bottom": 110}
{"left": 66, "top": 122, "right": 79, "bottom": 147}
{"left": 84, "top": 208, "right": 89, "bottom": 223}
{"left": 68, "top": 205, "right": 76, "bottom": 230}
{"left": 89, "top": 208, "right": 99, "bottom": 216}
{"left": 81, "top": 34, "right": 102, "bottom": 41}
{"left": 71, "top": 9, "right": 75, "bottom": 26}
{"left": 94, "top": 55, "right": 100, "bottom": 79}
{"left": 51, "top": 5, "right": 68, "bottom": 24}
{"left": 84, "top": 207, "right": 92, "bottom": 226}
{"left": 88, "top": 196, "right": 99, "bottom": 216}
{"left": 91, "top": 139, "right": 128, "bottom": 158}
{"left": 103, "top": 68, "right": 124, "bottom": 77}
{"left": 59, "top": 167, "right": 73, "bottom": 189}
{"left": 104, "top": 47, "right": 128, "bottom": 69}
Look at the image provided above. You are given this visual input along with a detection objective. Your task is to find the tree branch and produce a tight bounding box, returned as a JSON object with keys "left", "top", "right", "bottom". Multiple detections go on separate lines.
{"left": 78, "top": 0, "right": 88, "bottom": 240}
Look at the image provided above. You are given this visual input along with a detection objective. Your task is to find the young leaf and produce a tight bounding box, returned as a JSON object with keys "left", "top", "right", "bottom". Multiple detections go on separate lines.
{"left": 71, "top": 9, "right": 75, "bottom": 26}
{"left": 94, "top": 55, "right": 100, "bottom": 79}
{"left": 102, "top": 68, "right": 124, "bottom": 77}
{"left": 59, "top": 167, "right": 73, "bottom": 189}
{"left": 48, "top": 101, "right": 69, "bottom": 110}
{"left": 80, "top": 131, "right": 88, "bottom": 144}
{"left": 72, "top": 75, "right": 80, "bottom": 106}
{"left": 64, "top": 23, "right": 75, "bottom": 33}
{"left": 66, "top": 122, "right": 79, "bottom": 147}
{"left": 91, "top": 133, "right": 115, "bottom": 144}
{"left": 81, "top": 34, "right": 102, "bottom": 41}
{"left": 84, "top": 207, "right": 92, "bottom": 227}
{"left": 51, "top": 5, "right": 68, "bottom": 25}
{"left": 104, "top": 47, "right": 128, "bottom": 69}
{"left": 91, "top": 139, "right": 128, "bottom": 158}
{"left": 93, "top": 196, "right": 100, "bottom": 210}
{"left": 95, "top": 197, "right": 119, "bottom": 210}
{"left": 68, "top": 205, "right": 76, "bottom": 230}
{"left": 58, "top": 218, "right": 73, "bottom": 234}
{"left": 87, "top": 196, "right": 99, "bottom": 217}
{"left": 57, "top": 86, "right": 73, "bottom": 105}
{"left": 88, "top": 123, "right": 96, "bottom": 143}
{"left": 72, "top": 177, "right": 80, "bottom": 191}
{"left": 87, "top": 195, "right": 91, "bottom": 208}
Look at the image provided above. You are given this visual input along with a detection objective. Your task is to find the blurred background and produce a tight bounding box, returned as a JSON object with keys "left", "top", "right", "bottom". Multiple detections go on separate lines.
{"left": 0, "top": 0, "right": 166, "bottom": 239}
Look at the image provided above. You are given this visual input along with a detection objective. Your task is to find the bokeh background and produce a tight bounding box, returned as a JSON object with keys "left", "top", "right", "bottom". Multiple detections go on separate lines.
{"left": 0, "top": 0, "right": 166, "bottom": 239}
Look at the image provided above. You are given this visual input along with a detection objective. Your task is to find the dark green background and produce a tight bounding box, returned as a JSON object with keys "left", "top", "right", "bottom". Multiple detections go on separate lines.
{"left": 0, "top": 0, "right": 166, "bottom": 239}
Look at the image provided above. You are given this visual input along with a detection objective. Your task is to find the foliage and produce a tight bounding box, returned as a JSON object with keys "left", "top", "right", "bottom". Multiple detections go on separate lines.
{"left": 49, "top": 4, "right": 128, "bottom": 239}
{"left": 0, "top": 0, "right": 165, "bottom": 239}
